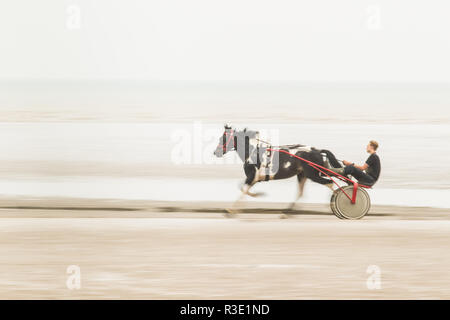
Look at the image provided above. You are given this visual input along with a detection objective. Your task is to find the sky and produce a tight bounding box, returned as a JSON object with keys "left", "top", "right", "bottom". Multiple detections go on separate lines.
{"left": 1, "top": 0, "right": 450, "bottom": 82}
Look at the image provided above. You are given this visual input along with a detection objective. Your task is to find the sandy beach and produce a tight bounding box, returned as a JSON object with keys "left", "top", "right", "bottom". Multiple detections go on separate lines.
{"left": 0, "top": 83, "right": 449, "bottom": 300}
{"left": 1, "top": 197, "right": 450, "bottom": 299}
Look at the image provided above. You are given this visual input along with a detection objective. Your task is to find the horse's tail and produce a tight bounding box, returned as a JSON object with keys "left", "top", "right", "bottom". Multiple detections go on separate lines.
{"left": 319, "top": 149, "right": 342, "bottom": 168}
{"left": 298, "top": 150, "right": 334, "bottom": 185}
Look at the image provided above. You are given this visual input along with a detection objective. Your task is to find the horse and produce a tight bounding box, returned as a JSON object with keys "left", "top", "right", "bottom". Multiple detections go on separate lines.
{"left": 213, "top": 125, "right": 343, "bottom": 215}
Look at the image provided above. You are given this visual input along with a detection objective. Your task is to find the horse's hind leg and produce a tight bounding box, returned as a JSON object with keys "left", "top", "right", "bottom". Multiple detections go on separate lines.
{"left": 281, "top": 172, "right": 306, "bottom": 218}
{"left": 291, "top": 173, "right": 307, "bottom": 209}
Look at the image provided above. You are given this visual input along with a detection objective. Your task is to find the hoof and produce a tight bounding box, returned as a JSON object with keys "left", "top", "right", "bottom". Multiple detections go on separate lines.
{"left": 247, "top": 192, "right": 266, "bottom": 198}
{"left": 282, "top": 208, "right": 294, "bottom": 214}
{"left": 224, "top": 208, "right": 236, "bottom": 218}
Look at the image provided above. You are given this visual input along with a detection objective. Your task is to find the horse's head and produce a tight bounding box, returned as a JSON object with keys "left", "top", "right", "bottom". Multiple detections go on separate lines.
{"left": 214, "top": 125, "right": 261, "bottom": 160}
{"left": 213, "top": 124, "right": 236, "bottom": 157}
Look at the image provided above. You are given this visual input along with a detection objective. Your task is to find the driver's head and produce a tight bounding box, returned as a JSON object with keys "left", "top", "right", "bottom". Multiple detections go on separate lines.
{"left": 366, "top": 140, "right": 379, "bottom": 153}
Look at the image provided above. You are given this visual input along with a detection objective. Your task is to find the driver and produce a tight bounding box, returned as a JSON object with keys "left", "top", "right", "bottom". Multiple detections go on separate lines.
{"left": 330, "top": 140, "right": 381, "bottom": 187}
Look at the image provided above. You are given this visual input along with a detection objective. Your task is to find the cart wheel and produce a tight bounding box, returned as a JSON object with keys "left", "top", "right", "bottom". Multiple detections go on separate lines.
{"left": 330, "top": 186, "right": 371, "bottom": 219}
{"left": 330, "top": 190, "right": 345, "bottom": 219}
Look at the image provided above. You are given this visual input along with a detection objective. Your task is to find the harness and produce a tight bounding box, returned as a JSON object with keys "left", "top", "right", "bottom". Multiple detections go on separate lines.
{"left": 255, "top": 138, "right": 371, "bottom": 204}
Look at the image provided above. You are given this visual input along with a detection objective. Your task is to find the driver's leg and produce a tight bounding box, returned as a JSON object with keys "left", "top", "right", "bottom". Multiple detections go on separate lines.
{"left": 344, "top": 165, "right": 375, "bottom": 186}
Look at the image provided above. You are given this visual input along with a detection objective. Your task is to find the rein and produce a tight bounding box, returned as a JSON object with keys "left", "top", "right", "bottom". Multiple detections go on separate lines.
{"left": 266, "top": 148, "right": 370, "bottom": 203}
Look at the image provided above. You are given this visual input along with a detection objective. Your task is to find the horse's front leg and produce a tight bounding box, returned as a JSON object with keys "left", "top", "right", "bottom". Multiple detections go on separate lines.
{"left": 244, "top": 183, "right": 259, "bottom": 197}
{"left": 225, "top": 182, "right": 256, "bottom": 216}
{"left": 225, "top": 164, "right": 259, "bottom": 217}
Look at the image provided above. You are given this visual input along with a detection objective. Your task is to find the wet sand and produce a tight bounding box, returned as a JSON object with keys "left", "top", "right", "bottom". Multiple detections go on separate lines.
{"left": 1, "top": 198, "right": 450, "bottom": 299}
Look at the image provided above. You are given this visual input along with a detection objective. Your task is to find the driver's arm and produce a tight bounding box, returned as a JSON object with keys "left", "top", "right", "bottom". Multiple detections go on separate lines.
{"left": 354, "top": 163, "right": 368, "bottom": 171}
{"left": 343, "top": 160, "right": 368, "bottom": 171}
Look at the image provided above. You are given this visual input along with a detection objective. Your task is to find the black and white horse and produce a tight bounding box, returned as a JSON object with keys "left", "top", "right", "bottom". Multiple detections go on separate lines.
{"left": 213, "top": 125, "right": 342, "bottom": 214}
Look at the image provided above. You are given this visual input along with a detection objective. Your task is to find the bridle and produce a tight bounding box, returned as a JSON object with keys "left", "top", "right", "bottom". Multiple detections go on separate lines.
{"left": 220, "top": 130, "right": 236, "bottom": 153}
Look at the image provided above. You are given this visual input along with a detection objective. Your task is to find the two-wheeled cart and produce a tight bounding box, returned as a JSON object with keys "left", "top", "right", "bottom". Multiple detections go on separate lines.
{"left": 268, "top": 148, "right": 372, "bottom": 219}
